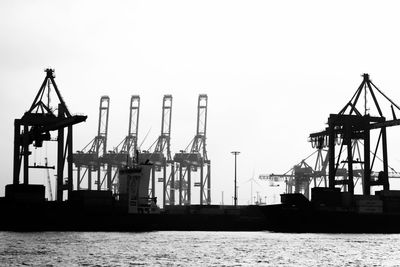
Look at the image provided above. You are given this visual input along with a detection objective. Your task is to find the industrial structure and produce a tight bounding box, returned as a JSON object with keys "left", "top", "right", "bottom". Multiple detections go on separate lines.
{"left": 13, "top": 69, "right": 212, "bottom": 207}
{"left": 102, "top": 95, "right": 141, "bottom": 193}
{"left": 310, "top": 73, "right": 400, "bottom": 195}
{"left": 260, "top": 148, "right": 343, "bottom": 199}
{"left": 7, "top": 69, "right": 400, "bottom": 233}
{"left": 174, "top": 94, "right": 211, "bottom": 205}
{"left": 139, "top": 95, "right": 174, "bottom": 207}
{"left": 73, "top": 96, "right": 110, "bottom": 191}
{"left": 261, "top": 74, "right": 400, "bottom": 198}
{"left": 69, "top": 92, "right": 211, "bottom": 207}
{"left": 12, "top": 69, "right": 86, "bottom": 201}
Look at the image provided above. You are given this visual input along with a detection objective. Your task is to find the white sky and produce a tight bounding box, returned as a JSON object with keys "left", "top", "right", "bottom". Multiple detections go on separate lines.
{"left": 1, "top": 0, "right": 400, "bottom": 204}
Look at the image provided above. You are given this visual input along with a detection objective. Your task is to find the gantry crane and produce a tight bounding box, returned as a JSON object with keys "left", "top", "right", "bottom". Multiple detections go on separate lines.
{"left": 261, "top": 75, "right": 400, "bottom": 199}
{"left": 13, "top": 69, "right": 87, "bottom": 201}
{"left": 260, "top": 139, "right": 400, "bottom": 199}
{"left": 139, "top": 95, "right": 174, "bottom": 206}
{"left": 309, "top": 73, "right": 400, "bottom": 195}
{"left": 259, "top": 150, "right": 330, "bottom": 199}
{"left": 73, "top": 96, "right": 110, "bottom": 191}
{"left": 174, "top": 94, "right": 211, "bottom": 205}
{"left": 102, "top": 95, "right": 140, "bottom": 192}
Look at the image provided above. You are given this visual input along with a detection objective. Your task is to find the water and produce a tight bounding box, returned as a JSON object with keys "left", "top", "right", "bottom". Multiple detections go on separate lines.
{"left": 1, "top": 231, "right": 400, "bottom": 266}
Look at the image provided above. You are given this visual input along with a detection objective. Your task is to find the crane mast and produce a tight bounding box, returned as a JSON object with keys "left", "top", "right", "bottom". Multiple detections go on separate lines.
{"left": 125, "top": 95, "right": 140, "bottom": 155}
{"left": 96, "top": 96, "right": 110, "bottom": 158}
{"left": 155, "top": 95, "right": 173, "bottom": 157}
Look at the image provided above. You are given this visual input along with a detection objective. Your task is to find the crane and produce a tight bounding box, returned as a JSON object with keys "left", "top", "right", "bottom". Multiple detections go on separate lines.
{"left": 102, "top": 95, "right": 140, "bottom": 192}
{"left": 13, "top": 69, "right": 86, "bottom": 201}
{"left": 139, "top": 95, "right": 174, "bottom": 206}
{"left": 174, "top": 94, "right": 211, "bottom": 205}
{"left": 73, "top": 96, "right": 110, "bottom": 191}
{"left": 309, "top": 74, "right": 400, "bottom": 195}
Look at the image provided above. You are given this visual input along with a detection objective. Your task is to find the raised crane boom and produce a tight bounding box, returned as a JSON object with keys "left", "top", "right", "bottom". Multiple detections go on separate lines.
{"left": 126, "top": 95, "right": 140, "bottom": 155}
{"left": 155, "top": 95, "right": 173, "bottom": 158}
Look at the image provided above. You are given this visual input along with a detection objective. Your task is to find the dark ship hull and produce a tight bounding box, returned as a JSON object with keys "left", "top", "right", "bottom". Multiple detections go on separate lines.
{"left": 264, "top": 204, "right": 400, "bottom": 233}
{"left": 0, "top": 199, "right": 269, "bottom": 232}
{"left": 263, "top": 189, "right": 400, "bottom": 233}
{"left": 2, "top": 191, "right": 400, "bottom": 233}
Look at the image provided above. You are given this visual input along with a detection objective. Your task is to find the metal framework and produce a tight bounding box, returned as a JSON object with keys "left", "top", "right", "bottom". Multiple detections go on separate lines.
{"left": 73, "top": 96, "right": 110, "bottom": 191}
{"left": 102, "top": 95, "right": 140, "bottom": 192}
{"left": 139, "top": 95, "right": 174, "bottom": 206}
{"left": 309, "top": 73, "right": 400, "bottom": 195}
{"left": 260, "top": 139, "right": 400, "bottom": 199}
{"left": 13, "top": 69, "right": 86, "bottom": 201}
{"left": 259, "top": 149, "right": 330, "bottom": 199}
{"left": 174, "top": 94, "right": 211, "bottom": 205}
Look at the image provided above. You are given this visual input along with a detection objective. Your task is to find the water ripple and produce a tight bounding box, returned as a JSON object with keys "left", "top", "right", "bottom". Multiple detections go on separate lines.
{"left": 1, "top": 231, "right": 400, "bottom": 266}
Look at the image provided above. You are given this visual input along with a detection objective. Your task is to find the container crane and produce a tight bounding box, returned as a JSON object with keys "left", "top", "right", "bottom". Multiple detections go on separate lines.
{"left": 102, "top": 95, "right": 140, "bottom": 192}
{"left": 139, "top": 95, "right": 174, "bottom": 206}
{"left": 309, "top": 74, "right": 400, "bottom": 195}
{"left": 174, "top": 94, "right": 211, "bottom": 205}
{"left": 259, "top": 151, "right": 325, "bottom": 199}
{"left": 12, "top": 69, "right": 87, "bottom": 201}
{"left": 73, "top": 96, "right": 110, "bottom": 191}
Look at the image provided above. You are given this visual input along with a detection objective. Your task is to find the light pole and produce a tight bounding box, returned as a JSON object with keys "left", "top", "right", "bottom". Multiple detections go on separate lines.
{"left": 231, "top": 151, "right": 240, "bottom": 206}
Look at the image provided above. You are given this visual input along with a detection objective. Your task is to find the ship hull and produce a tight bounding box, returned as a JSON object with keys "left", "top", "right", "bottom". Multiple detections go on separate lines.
{"left": 2, "top": 200, "right": 400, "bottom": 233}
{"left": 0, "top": 200, "right": 269, "bottom": 232}
{"left": 262, "top": 204, "right": 400, "bottom": 233}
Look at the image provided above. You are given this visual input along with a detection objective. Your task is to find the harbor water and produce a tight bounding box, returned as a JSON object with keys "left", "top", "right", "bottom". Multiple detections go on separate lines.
{"left": 1, "top": 231, "right": 400, "bottom": 266}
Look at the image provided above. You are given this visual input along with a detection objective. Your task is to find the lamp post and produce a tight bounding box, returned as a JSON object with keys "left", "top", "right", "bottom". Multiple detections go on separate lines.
{"left": 231, "top": 151, "right": 240, "bottom": 206}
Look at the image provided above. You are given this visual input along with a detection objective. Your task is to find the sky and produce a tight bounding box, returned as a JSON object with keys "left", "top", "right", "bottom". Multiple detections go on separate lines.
{"left": 1, "top": 0, "right": 400, "bottom": 204}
